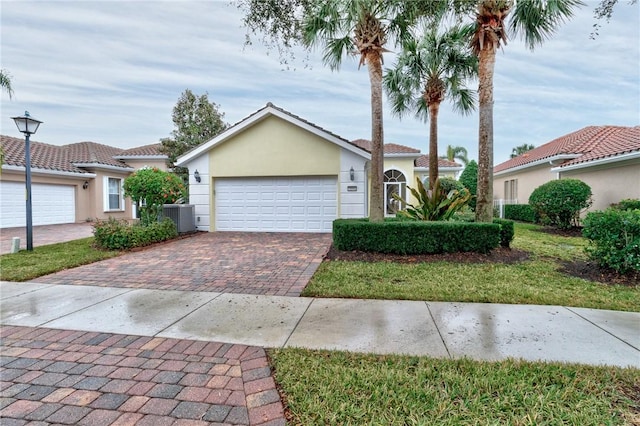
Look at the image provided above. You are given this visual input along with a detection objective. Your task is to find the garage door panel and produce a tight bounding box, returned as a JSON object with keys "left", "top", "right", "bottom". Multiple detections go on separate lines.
{"left": 1, "top": 182, "right": 75, "bottom": 228}
{"left": 215, "top": 177, "right": 336, "bottom": 233}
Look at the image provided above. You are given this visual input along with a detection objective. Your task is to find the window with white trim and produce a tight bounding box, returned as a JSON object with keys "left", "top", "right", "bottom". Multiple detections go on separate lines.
{"left": 104, "top": 177, "right": 124, "bottom": 211}
{"left": 384, "top": 169, "right": 407, "bottom": 216}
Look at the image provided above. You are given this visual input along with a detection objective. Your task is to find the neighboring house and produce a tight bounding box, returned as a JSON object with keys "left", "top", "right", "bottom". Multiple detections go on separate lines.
{"left": 493, "top": 125, "right": 640, "bottom": 212}
{"left": 176, "top": 102, "right": 462, "bottom": 233}
{"left": 0, "top": 136, "right": 168, "bottom": 228}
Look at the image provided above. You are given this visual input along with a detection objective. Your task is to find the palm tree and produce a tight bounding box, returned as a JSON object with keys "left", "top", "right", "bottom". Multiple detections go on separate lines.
{"left": 301, "top": 0, "right": 445, "bottom": 221}
{"left": 384, "top": 24, "right": 477, "bottom": 190}
{"left": 468, "top": 0, "right": 583, "bottom": 222}
{"left": 510, "top": 143, "right": 535, "bottom": 158}
{"left": 0, "top": 69, "right": 14, "bottom": 99}
{"left": 440, "top": 144, "right": 469, "bottom": 166}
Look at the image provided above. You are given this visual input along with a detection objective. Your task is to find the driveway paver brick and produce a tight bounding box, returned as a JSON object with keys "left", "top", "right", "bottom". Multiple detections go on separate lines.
{"left": 30, "top": 231, "right": 332, "bottom": 296}
{"left": 0, "top": 325, "right": 286, "bottom": 425}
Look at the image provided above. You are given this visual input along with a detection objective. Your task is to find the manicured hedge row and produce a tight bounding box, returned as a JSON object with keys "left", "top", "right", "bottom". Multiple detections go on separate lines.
{"left": 93, "top": 217, "right": 178, "bottom": 250}
{"left": 493, "top": 218, "right": 515, "bottom": 248}
{"left": 583, "top": 208, "right": 640, "bottom": 274}
{"left": 504, "top": 204, "right": 537, "bottom": 223}
{"left": 333, "top": 219, "right": 502, "bottom": 254}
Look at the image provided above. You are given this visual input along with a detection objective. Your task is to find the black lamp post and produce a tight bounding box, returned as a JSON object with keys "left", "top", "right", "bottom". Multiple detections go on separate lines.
{"left": 11, "top": 111, "right": 43, "bottom": 251}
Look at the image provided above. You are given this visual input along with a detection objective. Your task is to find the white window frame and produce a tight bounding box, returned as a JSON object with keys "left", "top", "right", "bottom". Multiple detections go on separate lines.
{"left": 103, "top": 176, "right": 125, "bottom": 212}
{"left": 384, "top": 169, "right": 407, "bottom": 217}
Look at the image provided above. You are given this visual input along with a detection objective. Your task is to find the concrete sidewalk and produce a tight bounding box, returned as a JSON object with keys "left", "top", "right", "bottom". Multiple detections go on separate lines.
{"left": 2, "top": 281, "right": 638, "bottom": 368}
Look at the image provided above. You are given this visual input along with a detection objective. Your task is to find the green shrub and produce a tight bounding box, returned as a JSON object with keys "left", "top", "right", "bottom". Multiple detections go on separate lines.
{"left": 493, "top": 218, "right": 515, "bottom": 248}
{"left": 582, "top": 208, "right": 640, "bottom": 274}
{"left": 459, "top": 160, "right": 478, "bottom": 211}
{"left": 504, "top": 204, "right": 537, "bottom": 223}
{"left": 452, "top": 207, "right": 475, "bottom": 222}
{"left": 611, "top": 199, "right": 640, "bottom": 211}
{"left": 394, "top": 178, "right": 471, "bottom": 221}
{"left": 124, "top": 167, "right": 186, "bottom": 226}
{"left": 438, "top": 177, "right": 465, "bottom": 193}
{"left": 528, "top": 179, "right": 592, "bottom": 229}
{"left": 333, "top": 219, "right": 500, "bottom": 254}
{"left": 93, "top": 217, "right": 177, "bottom": 250}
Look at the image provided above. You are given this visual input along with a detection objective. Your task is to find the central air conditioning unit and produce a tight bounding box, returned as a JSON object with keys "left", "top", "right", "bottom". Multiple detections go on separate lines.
{"left": 162, "top": 204, "right": 196, "bottom": 233}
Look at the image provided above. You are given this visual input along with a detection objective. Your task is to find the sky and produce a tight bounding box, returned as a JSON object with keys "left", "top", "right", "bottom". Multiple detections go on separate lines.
{"left": 1, "top": 1, "right": 638, "bottom": 165}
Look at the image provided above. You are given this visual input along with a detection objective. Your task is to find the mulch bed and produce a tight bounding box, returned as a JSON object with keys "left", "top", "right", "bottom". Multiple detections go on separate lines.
{"left": 324, "top": 225, "right": 639, "bottom": 288}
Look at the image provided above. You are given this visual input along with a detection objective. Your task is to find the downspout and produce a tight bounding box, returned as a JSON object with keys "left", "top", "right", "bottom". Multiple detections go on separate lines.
{"left": 364, "top": 161, "right": 370, "bottom": 218}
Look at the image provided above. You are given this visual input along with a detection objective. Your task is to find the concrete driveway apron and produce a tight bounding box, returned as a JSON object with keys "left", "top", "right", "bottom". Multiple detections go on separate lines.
{"left": 28, "top": 232, "right": 332, "bottom": 297}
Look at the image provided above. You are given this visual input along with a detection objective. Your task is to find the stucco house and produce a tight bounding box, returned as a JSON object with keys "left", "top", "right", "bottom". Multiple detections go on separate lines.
{"left": 0, "top": 136, "right": 168, "bottom": 228}
{"left": 176, "top": 102, "right": 462, "bottom": 233}
{"left": 493, "top": 125, "right": 640, "bottom": 212}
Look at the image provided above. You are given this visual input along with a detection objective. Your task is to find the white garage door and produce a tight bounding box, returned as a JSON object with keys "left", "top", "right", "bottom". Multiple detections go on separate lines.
{"left": 0, "top": 182, "right": 76, "bottom": 228}
{"left": 215, "top": 177, "right": 337, "bottom": 232}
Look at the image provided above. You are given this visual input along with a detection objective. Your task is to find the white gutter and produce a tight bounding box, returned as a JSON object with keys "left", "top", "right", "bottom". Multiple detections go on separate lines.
{"left": 72, "top": 162, "right": 135, "bottom": 172}
{"left": 114, "top": 155, "right": 168, "bottom": 160}
{"left": 1, "top": 164, "right": 97, "bottom": 178}
{"left": 384, "top": 153, "right": 421, "bottom": 159}
{"left": 551, "top": 151, "right": 640, "bottom": 172}
{"left": 494, "top": 154, "right": 579, "bottom": 177}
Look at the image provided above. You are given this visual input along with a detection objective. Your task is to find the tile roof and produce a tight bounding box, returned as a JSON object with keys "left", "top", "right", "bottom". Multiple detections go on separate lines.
{"left": 0, "top": 135, "right": 164, "bottom": 173}
{"left": 494, "top": 125, "right": 640, "bottom": 173}
{"left": 350, "top": 139, "right": 422, "bottom": 154}
{"left": 415, "top": 155, "right": 462, "bottom": 168}
{"left": 116, "top": 143, "right": 165, "bottom": 157}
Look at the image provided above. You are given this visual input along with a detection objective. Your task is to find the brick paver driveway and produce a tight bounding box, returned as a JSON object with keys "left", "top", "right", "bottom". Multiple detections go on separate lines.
{"left": 31, "top": 232, "right": 333, "bottom": 297}
{"left": 0, "top": 325, "right": 286, "bottom": 425}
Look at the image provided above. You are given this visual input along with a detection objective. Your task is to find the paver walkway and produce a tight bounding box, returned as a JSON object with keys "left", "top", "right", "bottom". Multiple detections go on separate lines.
{"left": 0, "top": 325, "right": 286, "bottom": 425}
{"left": 30, "top": 232, "right": 332, "bottom": 297}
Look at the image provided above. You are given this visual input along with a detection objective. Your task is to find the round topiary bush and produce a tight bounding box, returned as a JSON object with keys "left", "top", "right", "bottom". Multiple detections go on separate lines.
{"left": 528, "top": 179, "right": 592, "bottom": 229}
{"left": 438, "top": 177, "right": 465, "bottom": 194}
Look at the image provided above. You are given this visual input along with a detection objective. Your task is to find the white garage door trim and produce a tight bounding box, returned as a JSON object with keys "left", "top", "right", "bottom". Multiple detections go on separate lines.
{"left": 215, "top": 176, "right": 337, "bottom": 233}
{"left": 1, "top": 182, "right": 76, "bottom": 228}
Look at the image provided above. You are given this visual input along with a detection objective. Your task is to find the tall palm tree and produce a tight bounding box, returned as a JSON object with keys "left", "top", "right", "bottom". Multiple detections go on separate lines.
{"left": 302, "top": 0, "right": 445, "bottom": 221}
{"left": 384, "top": 24, "right": 477, "bottom": 189}
{"left": 510, "top": 143, "right": 535, "bottom": 158}
{"left": 469, "top": 0, "right": 583, "bottom": 222}
{"left": 441, "top": 144, "right": 469, "bottom": 166}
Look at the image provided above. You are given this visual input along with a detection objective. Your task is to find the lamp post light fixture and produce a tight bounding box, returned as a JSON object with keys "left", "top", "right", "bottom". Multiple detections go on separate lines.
{"left": 11, "top": 111, "right": 43, "bottom": 251}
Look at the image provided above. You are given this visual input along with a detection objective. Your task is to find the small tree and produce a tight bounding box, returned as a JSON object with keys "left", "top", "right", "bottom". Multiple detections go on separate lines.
{"left": 529, "top": 179, "right": 592, "bottom": 229}
{"left": 459, "top": 159, "right": 478, "bottom": 211}
{"left": 160, "top": 89, "right": 227, "bottom": 182}
{"left": 123, "top": 168, "right": 186, "bottom": 226}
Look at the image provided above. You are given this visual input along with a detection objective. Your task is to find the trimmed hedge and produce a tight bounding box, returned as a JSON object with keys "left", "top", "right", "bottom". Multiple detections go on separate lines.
{"left": 493, "top": 218, "right": 515, "bottom": 248}
{"left": 612, "top": 199, "right": 640, "bottom": 211}
{"left": 93, "top": 217, "right": 178, "bottom": 250}
{"left": 582, "top": 208, "right": 640, "bottom": 274}
{"left": 333, "top": 219, "right": 501, "bottom": 254}
{"left": 504, "top": 204, "right": 537, "bottom": 223}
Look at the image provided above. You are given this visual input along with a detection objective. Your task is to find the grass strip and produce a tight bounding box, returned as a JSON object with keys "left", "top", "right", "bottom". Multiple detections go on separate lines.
{"left": 270, "top": 348, "right": 640, "bottom": 426}
{"left": 0, "top": 238, "right": 119, "bottom": 281}
{"left": 303, "top": 259, "right": 639, "bottom": 312}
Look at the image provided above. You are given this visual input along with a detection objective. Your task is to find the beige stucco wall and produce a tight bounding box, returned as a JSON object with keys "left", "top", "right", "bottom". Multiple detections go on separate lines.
{"left": 122, "top": 158, "right": 168, "bottom": 171}
{"left": 560, "top": 159, "right": 640, "bottom": 212}
{"left": 383, "top": 157, "right": 418, "bottom": 206}
{"left": 493, "top": 164, "right": 554, "bottom": 204}
{"left": 210, "top": 115, "right": 340, "bottom": 177}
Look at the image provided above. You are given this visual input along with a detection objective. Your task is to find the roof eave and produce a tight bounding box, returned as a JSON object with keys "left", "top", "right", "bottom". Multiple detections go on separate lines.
{"left": 72, "top": 162, "right": 135, "bottom": 172}
{"left": 2, "top": 164, "right": 97, "bottom": 178}
{"left": 551, "top": 151, "right": 640, "bottom": 172}
{"left": 113, "top": 155, "right": 168, "bottom": 160}
{"left": 385, "top": 153, "right": 421, "bottom": 159}
{"left": 494, "top": 154, "right": 580, "bottom": 176}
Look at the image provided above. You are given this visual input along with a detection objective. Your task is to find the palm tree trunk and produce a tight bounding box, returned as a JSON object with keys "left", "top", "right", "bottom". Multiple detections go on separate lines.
{"left": 475, "top": 44, "right": 496, "bottom": 223}
{"left": 428, "top": 102, "right": 440, "bottom": 190}
{"left": 368, "top": 52, "right": 385, "bottom": 222}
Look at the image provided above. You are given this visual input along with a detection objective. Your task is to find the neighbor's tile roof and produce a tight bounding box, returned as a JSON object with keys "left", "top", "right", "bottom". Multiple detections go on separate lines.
{"left": 415, "top": 155, "right": 462, "bottom": 168}
{"left": 350, "top": 139, "right": 422, "bottom": 154}
{"left": 494, "top": 125, "right": 640, "bottom": 173}
{"left": 116, "top": 143, "right": 164, "bottom": 157}
{"left": 0, "top": 135, "right": 164, "bottom": 173}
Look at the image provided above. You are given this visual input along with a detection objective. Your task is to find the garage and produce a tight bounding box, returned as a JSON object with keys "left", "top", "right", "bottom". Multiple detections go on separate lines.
{"left": 215, "top": 176, "right": 337, "bottom": 232}
{"left": 0, "top": 182, "right": 76, "bottom": 228}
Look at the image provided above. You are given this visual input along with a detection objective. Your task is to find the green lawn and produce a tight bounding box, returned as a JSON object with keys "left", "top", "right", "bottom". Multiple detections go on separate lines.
{"left": 270, "top": 348, "right": 640, "bottom": 425}
{"left": 303, "top": 223, "right": 639, "bottom": 312}
{"left": 0, "top": 238, "right": 119, "bottom": 282}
